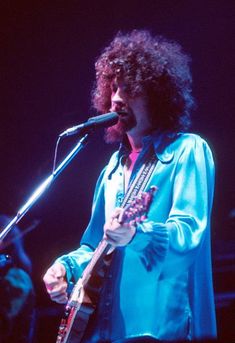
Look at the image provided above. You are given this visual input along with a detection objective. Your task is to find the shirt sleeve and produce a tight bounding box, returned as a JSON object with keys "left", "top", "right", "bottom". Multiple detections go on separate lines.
{"left": 127, "top": 136, "right": 215, "bottom": 274}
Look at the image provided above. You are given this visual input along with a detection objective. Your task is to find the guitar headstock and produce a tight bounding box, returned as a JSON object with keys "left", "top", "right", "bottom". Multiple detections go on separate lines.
{"left": 119, "top": 186, "right": 157, "bottom": 225}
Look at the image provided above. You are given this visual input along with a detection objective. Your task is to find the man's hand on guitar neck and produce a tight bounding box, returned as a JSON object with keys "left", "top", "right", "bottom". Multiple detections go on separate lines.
{"left": 103, "top": 207, "right": 136, "bottom": 248}
{"left": 43, "top": 262, "right": 68, "bottom": 304}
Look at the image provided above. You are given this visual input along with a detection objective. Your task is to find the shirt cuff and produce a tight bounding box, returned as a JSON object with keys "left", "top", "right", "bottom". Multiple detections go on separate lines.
{"left": 127, "top": 220, "right": 169, "bottom": 263}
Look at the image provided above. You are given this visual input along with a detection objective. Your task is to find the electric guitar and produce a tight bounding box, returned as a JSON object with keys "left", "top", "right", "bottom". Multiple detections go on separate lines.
{"left": 56, "top": 186, "right": 157, "bottom": 343}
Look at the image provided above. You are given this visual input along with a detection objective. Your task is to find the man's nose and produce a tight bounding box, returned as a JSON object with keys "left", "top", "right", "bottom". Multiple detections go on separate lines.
{"left": 112, "top": 88, "right": 124, "bottom": 104}
{"left": 111, "top": 89, "right": 125, "bottom": 112}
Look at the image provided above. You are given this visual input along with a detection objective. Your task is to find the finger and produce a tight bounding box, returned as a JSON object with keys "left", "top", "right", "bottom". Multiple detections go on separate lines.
{"left": 105, "top": 228, "right": 125, "bottom": 238}
{"left": 45, "top": 273, "right": 67, "bottom": 288}
{"left": 44, "top": 275, "right": 64, "bottom": 291}
{"left": 53, "top": 270, "right": 64, "bottom": 279}
{"left": 51, "top": 293, "right": 68, "bottom": 304}
{"left": 51, "top": 264, "right": 66, "bottom": 278}
{"left": 105, "top": 233, "right": 117, "bottom": 242}
{"left": 105, "top": 236, "right": 118, "bottom": 245}
{"left": 111, "top": 217, "right": 129, "bottom": 228}
{"left": 110, "top": 207, "right": 123, "bottom": 220}
{"left": 44, "top": 264, "right": 65, "bottom": 281}
{"left": 47, "top": 283, "right": 67, "bottom": 297}
{"left": 43, "top": 272, "right": 58, "bottom": 283}
{"left": 49, "top": 288, "right": 67, "bottom": 298}
{"left": 129, "top": 219, "right": 137, "bottom": 227}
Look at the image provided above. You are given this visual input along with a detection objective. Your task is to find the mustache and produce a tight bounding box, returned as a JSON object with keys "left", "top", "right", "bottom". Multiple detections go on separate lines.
{"left": 104, "top": 112, "right": 136, "bottom": 143}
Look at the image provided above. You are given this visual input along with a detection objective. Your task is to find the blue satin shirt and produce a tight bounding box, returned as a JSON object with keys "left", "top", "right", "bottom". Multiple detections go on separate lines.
{"left": 57, "top": 132, "right": 217, "bottom": 342}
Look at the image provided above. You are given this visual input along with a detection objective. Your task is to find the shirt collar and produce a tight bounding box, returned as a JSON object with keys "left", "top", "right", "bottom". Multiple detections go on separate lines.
{"left": 107, "top": 130, "right": 176, "bottom": 180}
{"left": 118, "top": 130, "right": 176, "bottom": 163}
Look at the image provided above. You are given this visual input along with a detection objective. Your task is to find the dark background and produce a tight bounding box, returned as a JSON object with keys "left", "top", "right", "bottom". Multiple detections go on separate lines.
{"left": 0, "top": 1, "right": 234, "bottom": 342}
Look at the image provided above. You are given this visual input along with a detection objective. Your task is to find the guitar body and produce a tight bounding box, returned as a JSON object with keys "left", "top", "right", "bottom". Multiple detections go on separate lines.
{"left": 55, "top": 186, "right": 157, "bottom": 343}
{"left": 56, "top": 286, "right": 93, "bottom": 343}
{"left": 56, "top": 251, "right": 113, "bottom": 343}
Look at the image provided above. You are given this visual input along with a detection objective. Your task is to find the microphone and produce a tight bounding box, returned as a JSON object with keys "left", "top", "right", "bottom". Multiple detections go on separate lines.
{"left": 59, "top": 112, "right": 119, "bottom": 137}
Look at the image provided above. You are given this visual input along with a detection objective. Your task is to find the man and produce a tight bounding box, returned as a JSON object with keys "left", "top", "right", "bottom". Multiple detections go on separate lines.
{"left": 43, "top": 30, "right": 217, "bottom": 342}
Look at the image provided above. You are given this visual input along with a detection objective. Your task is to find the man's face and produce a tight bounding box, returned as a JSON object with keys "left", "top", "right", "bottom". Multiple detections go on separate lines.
{"left": 109, "top": 79, "right": 151, "bottom": 138}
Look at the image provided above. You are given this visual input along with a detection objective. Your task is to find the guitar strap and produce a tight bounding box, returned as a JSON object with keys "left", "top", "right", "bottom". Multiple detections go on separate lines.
{"left": 121, "top": 148, "right": 157, "bottom": 208}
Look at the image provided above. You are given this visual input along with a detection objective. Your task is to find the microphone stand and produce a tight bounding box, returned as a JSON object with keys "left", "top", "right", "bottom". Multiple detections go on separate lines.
{"left": 0, "top": 133, "right": 89, "bottom": 241}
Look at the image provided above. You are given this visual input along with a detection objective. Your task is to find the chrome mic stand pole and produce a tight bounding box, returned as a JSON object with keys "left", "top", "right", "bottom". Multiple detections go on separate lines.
{"left": 0, "top": 133, "right": 89, "bottom": 241}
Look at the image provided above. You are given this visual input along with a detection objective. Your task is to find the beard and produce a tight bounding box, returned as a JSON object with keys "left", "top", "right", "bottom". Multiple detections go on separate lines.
{"left": 104, "top": 110, "right": 136, "bottom": 143}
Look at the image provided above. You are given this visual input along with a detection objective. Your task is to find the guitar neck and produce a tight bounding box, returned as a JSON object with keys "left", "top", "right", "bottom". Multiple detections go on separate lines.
{"left": 81, "top": 239, "right": 113, "bottom": 284}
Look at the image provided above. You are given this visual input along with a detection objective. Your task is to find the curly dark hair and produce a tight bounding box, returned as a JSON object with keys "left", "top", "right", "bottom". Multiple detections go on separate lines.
{"left": 92, "top": 30, "right": 194, "bottom": 138}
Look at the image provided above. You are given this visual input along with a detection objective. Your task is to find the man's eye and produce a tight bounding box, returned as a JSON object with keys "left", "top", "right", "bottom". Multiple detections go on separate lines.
{"left": 111, "top": 84, "right": 117, "bottom": 93}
